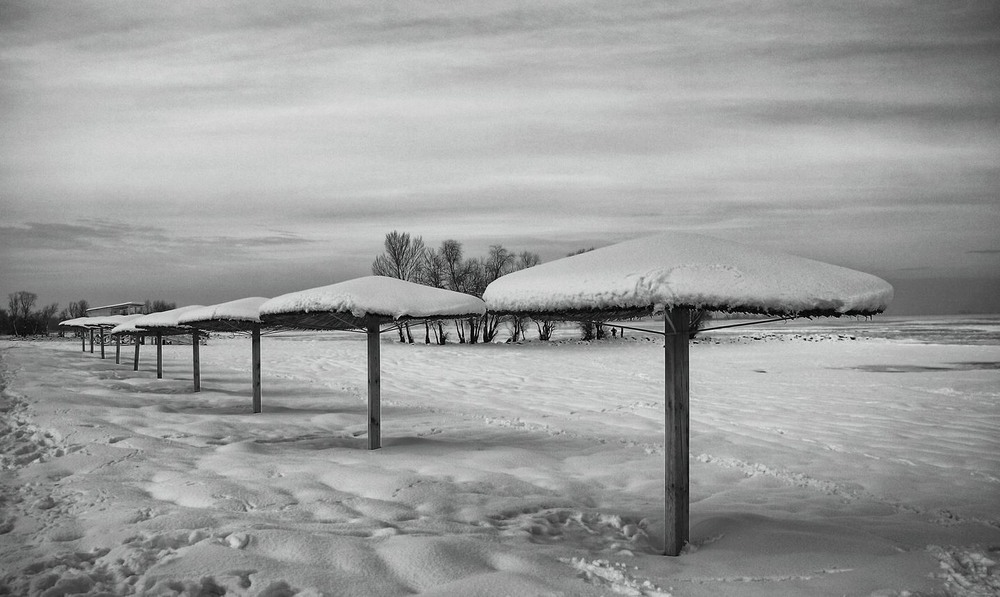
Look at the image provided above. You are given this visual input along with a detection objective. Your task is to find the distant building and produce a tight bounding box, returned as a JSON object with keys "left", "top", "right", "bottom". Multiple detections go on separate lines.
{"left": 86, "top": 302, "right": 145, "bottom": 317}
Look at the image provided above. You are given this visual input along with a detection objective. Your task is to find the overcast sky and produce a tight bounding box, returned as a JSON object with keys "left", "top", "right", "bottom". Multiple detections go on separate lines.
{"left": 2, "top": 1, "right": 998, "bottom": 315}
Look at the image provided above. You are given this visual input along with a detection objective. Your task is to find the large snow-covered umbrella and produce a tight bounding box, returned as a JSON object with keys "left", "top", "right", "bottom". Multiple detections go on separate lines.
{"left": 178, "top": 297, "right": 270, "bottom": 411}
{"left": 483, "top": 232, "right": 894, "bottom": 555}
{"left": 259, "top": 276, "right": 487, "bottom": 449}
{"left": 111, "top": 306, "right": 204, "bottom": 385}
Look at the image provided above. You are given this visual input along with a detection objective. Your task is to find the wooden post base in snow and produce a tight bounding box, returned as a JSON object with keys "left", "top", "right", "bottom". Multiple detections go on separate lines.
{"left": 367, "top": 319, "right": 381, "bottom": 450}
{"left": 192, "top": 331, "right": 201, "bottom": 392}
{"left": 252, "top": 324, "right": 262, "bottom": 413}
{"left": 156, "top": 332, "right": 163, "bottom": 379}
{"left": 664, "top": 308, "right": 691, "bottom": 556}
{"left": 133, "top": 336, "right": 140, "bottom": 371}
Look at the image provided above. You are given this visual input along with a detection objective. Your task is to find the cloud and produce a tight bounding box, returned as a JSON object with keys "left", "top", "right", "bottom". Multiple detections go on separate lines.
{"left": 0, "top": 220, "right": 317, "bottom": 264}
{"left": 0, "top": 218, "right": 328, "bottom": 310}
{"left": 2, "top": 1, "right": 999, "bottom": 315}
{"left": 734, "top": 98, "right": 1000, "bottom": 129}
{"left": 0, "top": 221, "right": 166, "bottom": 251}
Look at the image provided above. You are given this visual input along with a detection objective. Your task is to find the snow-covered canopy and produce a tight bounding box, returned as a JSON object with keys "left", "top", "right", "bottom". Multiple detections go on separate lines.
{"left": 58, "top": 317, "right": 93, "bottom": 329}
{"left": 260, "top": 276, "right": 486, "bottom": 330}
{"left": 59, "top": 315, "right": 138, "bottom": 330}
{"left": 135, "top": 306, "right": 204, "bottom": 329}
{"left": 178, "top": 297, "right": 269, "bottom": 332}
{"left": 484, "top": 233, "right": 893, "bottom": 318}
{"left": 110, "top": 306, "right": 204, "bottom": 335}
{"left": 86, "top": 314, "right": 142, "bottom": 329}
{"left": 110, "top": 319, "right": 143, "bottom": 335}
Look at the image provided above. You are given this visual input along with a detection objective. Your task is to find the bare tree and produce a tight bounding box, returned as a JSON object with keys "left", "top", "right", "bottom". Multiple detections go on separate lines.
{"left": 142, "top": 300, "right": 176, "bottom": 314}
{"left": 508, "top": 317, "right": 525, "bottom": 342}
{"left": 535, "top": 319, "right": 556, "bottom": 341}
{"left": 478, "top": 249, "right": 512, "bottom": 342}
{"left": 417, "top": 247, "right": 450, "bottom": 344}
{"left": 510, "top": 251, "right": 541, "bottom": 341}
{"left": 483, "top": 244, "right": 516, "bottom": 282}
{"left": 372, "top": 231, "right": 426, "bottom": 282}
{"left": 7, "top": 291, "right": 36, "bottom": 336}
{"left": 441, "top": 239, "right": 466, "bottom": 290}
{"left": 422, "top": 247, "right": 447, "bottom": 289}
{"left": 437, "top": 240, "right": 487, "bottom": 343}
{"left": 69, "top": 300, "right": 89, "bottom": 318}
{"left": 40, "top": 303, "right": 59, "bottom": 334}
{"left": 8, "top": 291, "right": 36, "bottom": 320}
{"left": 517, "top": 250, "right": 540, "bottom": 270}
{"left": 6, "top": 292, "right": 58, "bottom": 336}
{"left": 372, "top": 231, "right": 426, "bottom": 342}
{"left": 462, "top": 258, "right": 487, "bottom": 343}
{"left": 480, "top": 245, "right": 542, "bottom": 342}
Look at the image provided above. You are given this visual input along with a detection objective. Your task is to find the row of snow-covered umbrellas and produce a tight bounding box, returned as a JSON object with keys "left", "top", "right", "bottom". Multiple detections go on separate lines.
{"left": 56, "top": 233, "right": 895, "bottom": 555}
{"left": 59, "top": 276, "right": 487, "bottom": 434}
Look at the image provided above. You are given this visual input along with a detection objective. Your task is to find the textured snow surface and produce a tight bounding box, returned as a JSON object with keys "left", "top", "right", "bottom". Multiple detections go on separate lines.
{"left": 484, "top": 233, "right": 893, "bottom": 316}
{"left": 260, "top": 276, "right": 486, "bottom": 321}
{"left": 2, "top": 319, "right": 998, "bottom": 596}
{"left": 178, "top": 297, "right": 269, "bottom": 325}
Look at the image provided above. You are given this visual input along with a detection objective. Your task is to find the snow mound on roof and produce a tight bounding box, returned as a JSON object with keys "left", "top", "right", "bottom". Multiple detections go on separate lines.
{"left": 260, "top": 276, "right": 485, "bottom": 321}
{"left": 58, "top": 317, "right": 91, "bottom": 328}
{"left": 110, "top": 320, "right": 141, "bottom": 335}
{"left": 60, "top": 315, "right": 142, "bottom": 329}
{"left": 178, "top": 297, "right": 268, "bottom": 325}
{"left": 484, "top": 233, "right": 893, "bottom": 316}
{"left": 132, "top": 306, "right": 205, "bottom": 330}
{"left": 87, "top": 314, "right": 141, "bottom": 328}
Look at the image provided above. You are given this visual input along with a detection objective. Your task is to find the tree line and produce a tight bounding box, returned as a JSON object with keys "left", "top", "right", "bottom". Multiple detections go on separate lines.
{"left": 1, "top": 292, "right": 60, "bottom": 337}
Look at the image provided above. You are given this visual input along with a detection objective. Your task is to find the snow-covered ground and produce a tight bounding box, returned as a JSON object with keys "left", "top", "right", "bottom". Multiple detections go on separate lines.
{"left": 1, "top": 317, "right": 998, "bottom": 596}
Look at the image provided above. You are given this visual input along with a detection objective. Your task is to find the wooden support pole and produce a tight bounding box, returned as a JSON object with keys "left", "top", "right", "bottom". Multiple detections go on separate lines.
{"left": 367, "top": 319, "right": 381, "bottom": 450}
{"left": 81, "top": 333, "right": 86, "bottom": 352}
{"left": 133, "top": 335, "right": 140, "bottom": 371}
{"left": 251, "top": 324, "right": 262, "bottom": 414}
{"left": 115, "top": 334, "right": 121, "bottom": 365}
{"left": 89, "top": 329, "right": 94, "bottom": 353}
{"left": 192, "top": 331, "right": 201, "bottom": 392}
{"left": 100, "top": 330, "right": 106, "bottom": 359}
{"left": 156, "top": 332, "right": 163, "bottom": 379}
{"left": 664, "top": 308, "right": 691, "bottom": 556}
